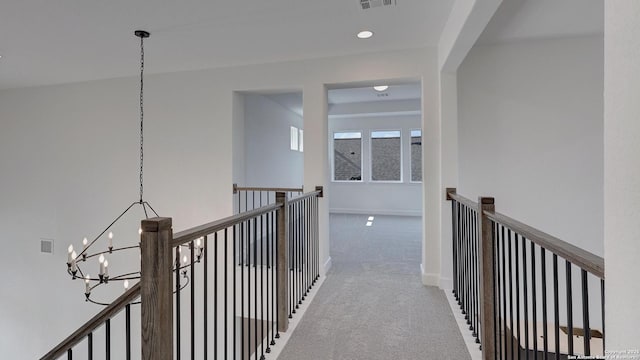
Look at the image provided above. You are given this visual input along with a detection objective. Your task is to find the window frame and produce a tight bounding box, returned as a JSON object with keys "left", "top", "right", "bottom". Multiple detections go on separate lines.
{"left": 332, "top": 130, "right": 364, "bottom": 183}
{"left": 298, "top": 128, "right": 304, "bottom": 153}
{"left": 290, "top": 126, "right": 299, "bottom": 151}
{"left": 369, "top": 129, "right": 403, "bottom": 183}
{"left": 409, "top": 128, "right": 423, "bottom": 183}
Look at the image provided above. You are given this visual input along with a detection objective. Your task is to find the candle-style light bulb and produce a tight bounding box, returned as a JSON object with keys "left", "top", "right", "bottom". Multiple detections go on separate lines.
{"left": 99, "top": 254, "right": 105, "bottom": 275}
{"left": 103, "top": 260, "right": 109, "bottom": 277}
{"left": 183, "top": 255, "right": 188, "bottom": 265}
{"left": 81, "top": 237, "right": 88, "bottom": 259}
{"left": 85, "top": 275, "right": 91, "bottom": 294}
{"left": 71, "top": 251, "right": 78, "bottom": 272}
{"left": 108, "top": 232, "right": 113, "bottom": 249}
{"left": 195, "top": 238, "right": 203, "bottom": 261}
{"left": 138, "top": 227, "right": 143, "bottom": 235}
{"left": 124, "top": 280, "right": 129, "bottom": 290}
{"left": 67, "top": 245, "right": 74, "bottom": 264}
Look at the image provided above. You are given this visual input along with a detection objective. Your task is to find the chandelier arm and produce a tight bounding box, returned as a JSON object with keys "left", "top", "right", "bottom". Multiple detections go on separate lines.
{"left": 144, "top": 201, "right": 160, "bottom": 217}
{"left": 82, "top": 272, "right": 141, "bottom": 284}
{"left": 85, "top": 297, "right": 115, "bottom": 306}
{"left": 68, "top": 266, "right": 85, "bottom": 279}
{"left": 78, "top": 245, "right": 141, "bottom": 262}
{"left": 142, "top": 201, "right": 149, "bottom": 219}
{"left": 104, "top": 271, "right": 141, "bottom": 281}
{"left": 84, "top": 271, "right": 189, "bottom": 306}
{"left": 77, "top": 202, "right": 139, "bottom": 258}
{"left": 175, "top": 258, "right": 203, "bottom": 272}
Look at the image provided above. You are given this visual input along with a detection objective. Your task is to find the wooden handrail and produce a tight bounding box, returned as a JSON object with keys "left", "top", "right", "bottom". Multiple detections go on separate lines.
{"left": 172, "top": 202, "right": 283, "bottom": 247}
{"left": 288, "top": 189, "right": 323, "bottom": 204}
{"left": 40, "top": 283, "right": 141, "bottom": 360}
{"left": 175, "top": 187, "right": 323, "bottom": 247}
{"left": 233, "top": 183, "right": 303, "bottom": 194}
{"left": 484, "top": 210, "right": 604, "bottom": 279}
{"left": 446, "top": 190, "right": 479, "bottom": 210}
{"left": 446, "top": 189, "right": 604, "bottom": 279}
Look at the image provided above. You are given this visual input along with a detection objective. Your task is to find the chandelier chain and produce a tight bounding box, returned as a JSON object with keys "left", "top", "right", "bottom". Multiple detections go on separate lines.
{"left": 139, "top": 34, "right": 145, "bottom": 203}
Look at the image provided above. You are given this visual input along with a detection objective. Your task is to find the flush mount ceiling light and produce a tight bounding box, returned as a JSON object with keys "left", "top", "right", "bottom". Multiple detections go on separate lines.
{"left": 357, "top": 30, "right": 374, "bottom": 39}
{"left": 373, "top": 85, "right": 389, "bottom": 92}
{"left": 65, "top": 30, "right": 202, "bottom": 305}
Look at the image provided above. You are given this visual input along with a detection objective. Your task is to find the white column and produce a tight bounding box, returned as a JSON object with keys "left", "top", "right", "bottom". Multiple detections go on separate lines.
{"left": 604, "top": 0, "right": 640, "bottom": 349}
{"left": 303, "top": 83, "right": 331, "bottom": 274}
{"left": 439, "top": 71, "right": 459, "bottom": 290}
{"left": 422, "top": 70, "right": 443, "bottom": 286}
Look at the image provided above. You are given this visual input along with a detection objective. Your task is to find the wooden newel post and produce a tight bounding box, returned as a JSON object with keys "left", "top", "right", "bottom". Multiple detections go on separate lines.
{"left": 276, "top": 192, "right": 290, "bottom": 333}
{"left": 478, "top": 197, "right": 496, "bottom": 360}
{"left": 140, "top": 217, "right": 173, "bottom": 360}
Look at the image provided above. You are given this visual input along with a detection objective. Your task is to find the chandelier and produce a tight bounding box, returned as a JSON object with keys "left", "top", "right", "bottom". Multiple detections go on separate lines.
{"left": 65, "top": 30, "right": 203, "bottom": 305}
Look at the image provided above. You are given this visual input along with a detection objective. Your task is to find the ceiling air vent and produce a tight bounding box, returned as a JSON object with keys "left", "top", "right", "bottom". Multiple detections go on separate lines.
{"left": 360, "top": 0, "right": 397, "bottom": 10}
{"left": 41, "top": 239, "right": 54, "bottom": 254}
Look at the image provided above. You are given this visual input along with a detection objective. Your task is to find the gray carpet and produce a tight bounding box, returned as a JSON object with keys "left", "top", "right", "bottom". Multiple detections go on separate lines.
{"left": 277, "top": 214, "right": 471, "bottom": 360}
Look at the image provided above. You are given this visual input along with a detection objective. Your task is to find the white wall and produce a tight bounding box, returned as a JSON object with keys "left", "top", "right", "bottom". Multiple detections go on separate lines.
{"left": 458, "top": 36, "right": 604, "bottom": 256}
{"left": 243, "top": 94, "right": 303, "bottom": 188}
{"left": 604, "top": 0, "right": 640, "bottom": 349}
{"left": 456, "top": 36, "right": 604, "bottom": 330}
{"left": 0, "top": 47, "right": 442, "bottom": 358}
{"left": 232, "top": 92, "right": 246, "bottom": 185}
{"left": 329, "top": 113, "right": 423, "bottom": 216}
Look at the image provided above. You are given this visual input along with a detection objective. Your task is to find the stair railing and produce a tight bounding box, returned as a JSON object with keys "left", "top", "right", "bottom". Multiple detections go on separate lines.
{"left": 233, "top": 184, "right": 303, "bottom": 213}
{"left": 42, "top": 187, "right": 323, "bottom": 360}
{"left": 40, "top": 283, "right": 142, "bottom": 360}
{"left": 447, "top": 188, "right": 605, "bottom": 360}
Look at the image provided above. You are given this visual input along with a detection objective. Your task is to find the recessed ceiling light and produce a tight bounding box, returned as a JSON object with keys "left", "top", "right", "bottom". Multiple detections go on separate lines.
{"left": 373, "top": 85, "right": 389, "bottom": 92}
{"left": 357, "top": 30, "right": 374, "bottom": 39}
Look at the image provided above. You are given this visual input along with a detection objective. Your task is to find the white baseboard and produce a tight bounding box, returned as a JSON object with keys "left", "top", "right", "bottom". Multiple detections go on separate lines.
{"left": 323, "top": 257, "right": 332, "bottom": 275}
{"left": 330, "top": 208, "right": 422, "bottom": 217}
{"left": 445, "top": 292, "right": 482, "bottom": 360}
{"left": 439, "top": 277, "right": 453, "bottom": 291}
{"left": 420, "top": 263, "right": 440, "bottom": 286}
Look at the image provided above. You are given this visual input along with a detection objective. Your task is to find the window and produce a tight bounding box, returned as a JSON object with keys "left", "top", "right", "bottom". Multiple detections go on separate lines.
{"left": 411, "top": 129, "right": 422, "bottom": 182}
{"left": 333, "top": 132, "right": 362, "bottom": 181}
{"left": 371, "top": 130, "right": 401, "bottom": 181}
{"left": 290, "top": 126, "right": 299, "bottom": 151}
{"left": 298, "top": 129, "right": 304, "bottom": 152}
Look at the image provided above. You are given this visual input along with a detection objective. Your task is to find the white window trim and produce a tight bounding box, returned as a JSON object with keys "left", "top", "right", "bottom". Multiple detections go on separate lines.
{"left": 290, "top": 126, "right": 299, "bottom": 151}
{"left": 298, "top": 129, "right": 304, "bottom": 152}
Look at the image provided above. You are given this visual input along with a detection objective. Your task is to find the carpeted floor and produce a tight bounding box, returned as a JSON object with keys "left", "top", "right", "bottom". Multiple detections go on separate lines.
{"left": 277, "top": 214, "right": 472, "bottom": 360}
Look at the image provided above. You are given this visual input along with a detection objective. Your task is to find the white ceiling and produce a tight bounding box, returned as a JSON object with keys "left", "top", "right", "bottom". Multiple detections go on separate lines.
{"left": 477, "top": 0, "right": 603, "bottom": 45}
{"left": 268, "top": 92, "right": 304, "bottom": 117}
{"left": 328, "top": 82, "right": 421, "bottom": 104}
{"left": 0, "top": 0, "right": 455, "bottom": 90}
{"left": 265, "top": 82, "right": 421, "bottom": 117}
